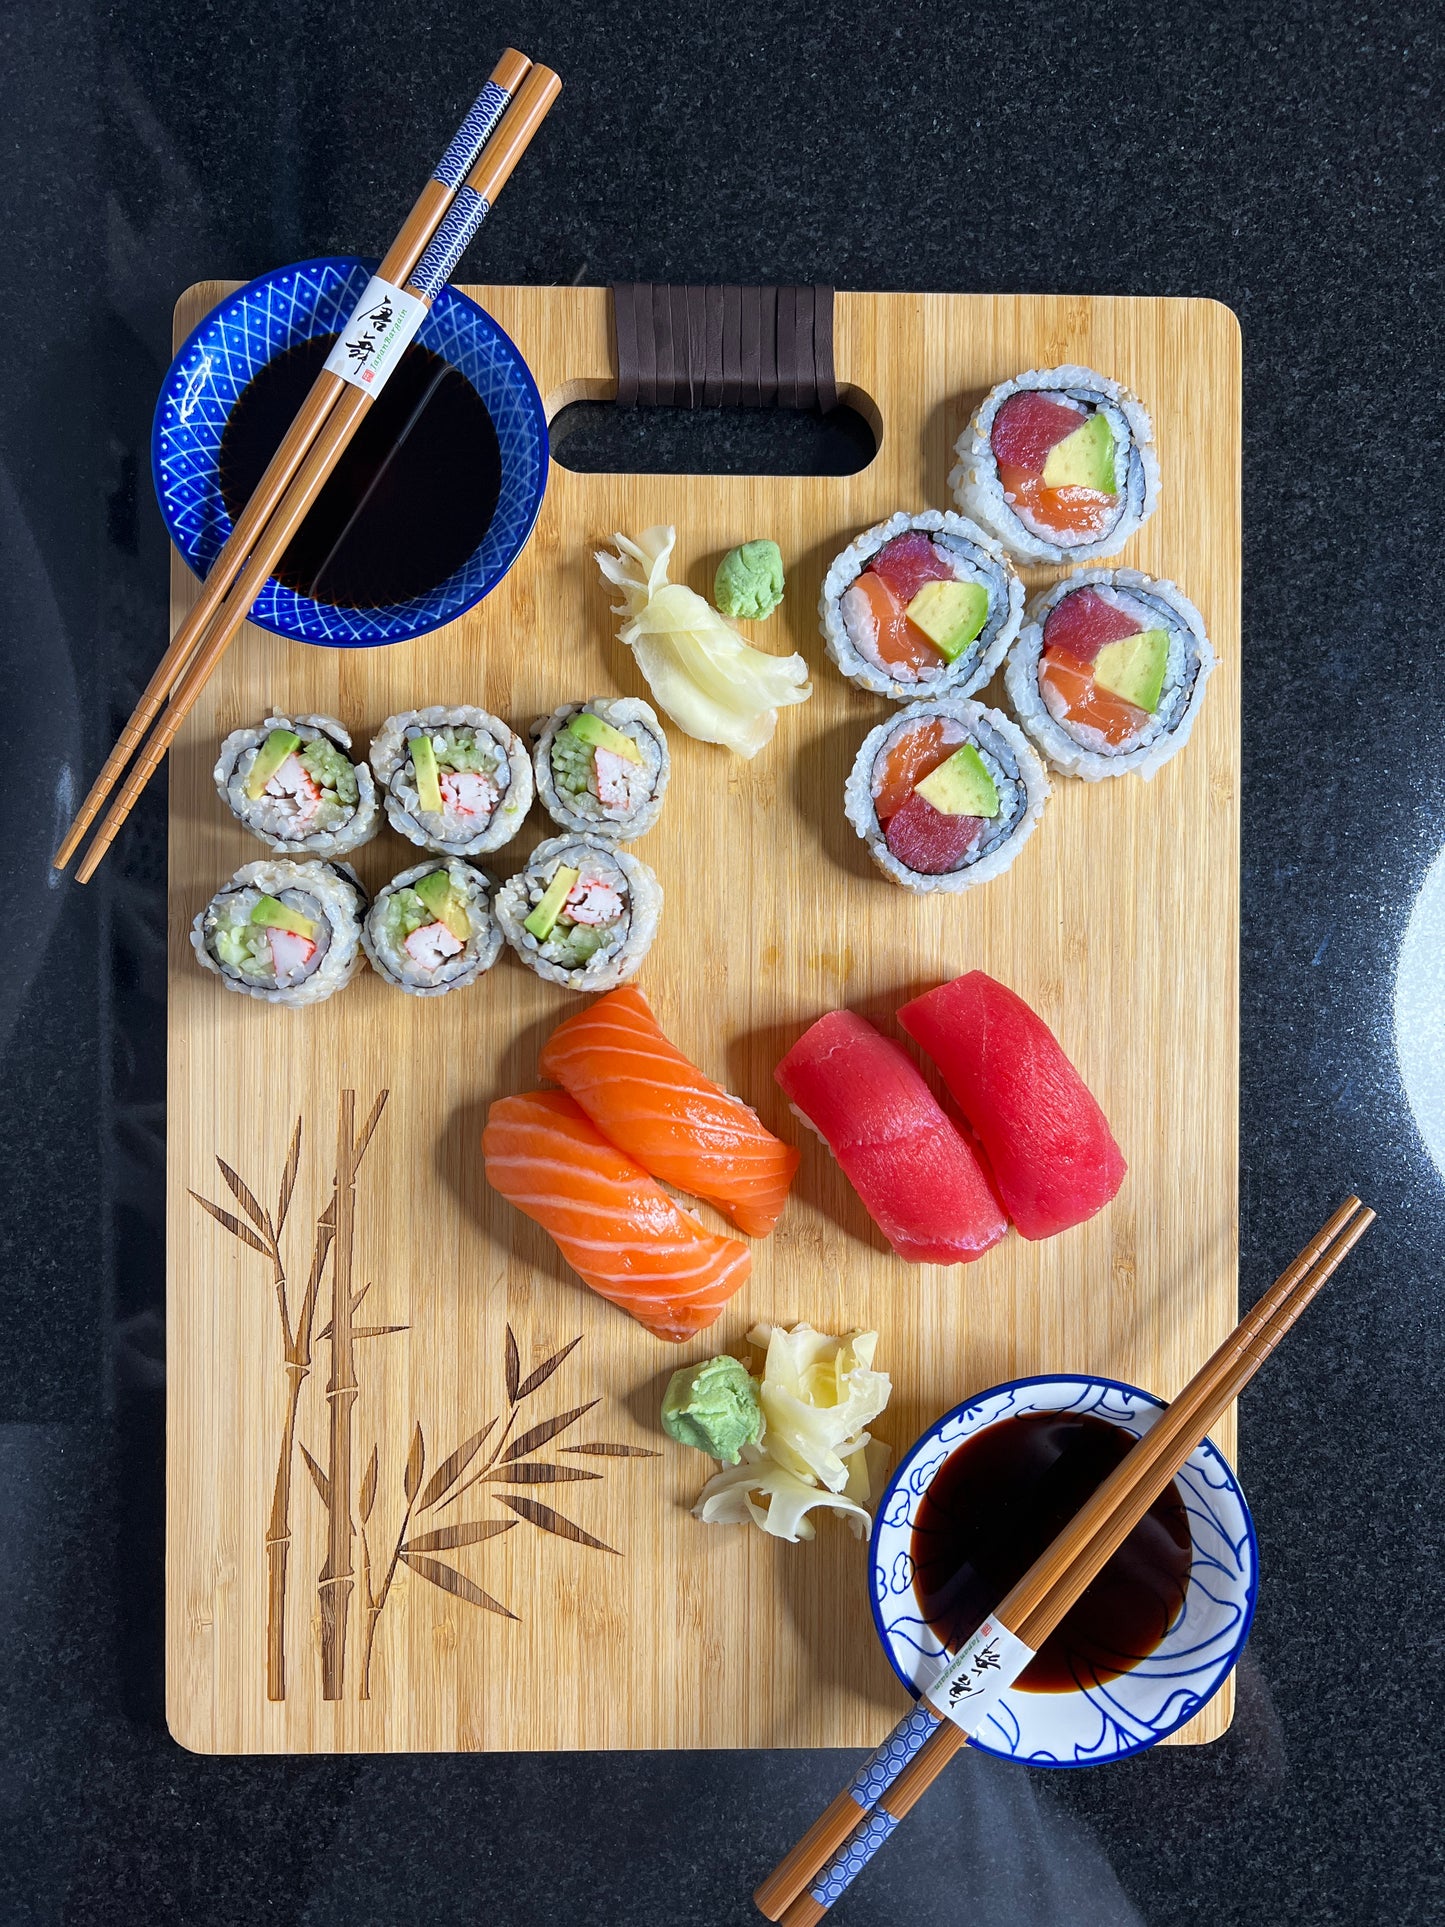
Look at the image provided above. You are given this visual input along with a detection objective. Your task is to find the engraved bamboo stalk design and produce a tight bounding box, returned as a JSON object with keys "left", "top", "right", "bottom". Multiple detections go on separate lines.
{"left": 318, "top": 1089, "right": 387, "bottom": 1700}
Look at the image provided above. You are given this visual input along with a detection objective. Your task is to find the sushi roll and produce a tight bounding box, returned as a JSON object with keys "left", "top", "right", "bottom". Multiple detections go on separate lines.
{"left": 190, "top": 858, "right": 365, "bottom": 1007}
{"left": 1004, "top": 569, "right": 1215, "bottom": 782}
{"left": 819, "top": 509, "right": 1022, "bottom": 702}
{"left": 361, "top": 858, "right": 503, "bottom": 998}
{"left": 495, "top": 832, "right": 661, "bottom": 992}
{"left": 950, "top": 366, "right": 1160, "bottom": 564}
{"left": 845, "top": 698, "right": 1048, "bottom": 895}
{"left": 370, "top": 706, "right": 532, "bottom": 857}
{"left": 533, "top": 698, "right": 670, "bottom": 840}
{"left": 213, "top": 712, "right": 378, "bottom": 857}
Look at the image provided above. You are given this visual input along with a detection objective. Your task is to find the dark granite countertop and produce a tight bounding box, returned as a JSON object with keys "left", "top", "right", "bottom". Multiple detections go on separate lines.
{"left": 3, "top": 3, "right": 1442, "bottom": 1921}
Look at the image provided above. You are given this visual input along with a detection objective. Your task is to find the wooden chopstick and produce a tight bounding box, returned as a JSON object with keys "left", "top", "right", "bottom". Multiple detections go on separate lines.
{"left": 756, "top": 1198, "right": 1375, "bottom": 1924}
{"left": 69, "top": 63, "right": 561, "bottom": 884}
{"left": 52, "top": 50, "right": 534, "bottom": 876}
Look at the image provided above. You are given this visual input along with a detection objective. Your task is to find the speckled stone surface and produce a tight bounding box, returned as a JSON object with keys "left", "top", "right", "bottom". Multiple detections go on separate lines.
{"left": 3, "top": 3, "right": 1443, "bottom": 1922}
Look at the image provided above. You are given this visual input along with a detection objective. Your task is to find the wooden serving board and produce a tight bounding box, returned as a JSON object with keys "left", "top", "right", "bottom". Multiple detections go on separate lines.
{"left": 166, "top": 285, "right": 1240, "bottom": 1754}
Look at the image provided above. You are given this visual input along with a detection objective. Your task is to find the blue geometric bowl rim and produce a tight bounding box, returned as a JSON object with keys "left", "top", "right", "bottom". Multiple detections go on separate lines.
{"left": 149, "top": 253, "right": 550, "bottom": 648}
{"left": 866, "top": 1370, "right": 1260, "bottom": 1768}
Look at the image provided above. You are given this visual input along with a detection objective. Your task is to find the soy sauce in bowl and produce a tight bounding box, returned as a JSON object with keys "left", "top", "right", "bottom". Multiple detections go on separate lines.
{"left": 911, "top": 1411, "right": 1192, "bottom": 1693}
{"left": 218, "top": 333, "right": 502, "bottom": 609}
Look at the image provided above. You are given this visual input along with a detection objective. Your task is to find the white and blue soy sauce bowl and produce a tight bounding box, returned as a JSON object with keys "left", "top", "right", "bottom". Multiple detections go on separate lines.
{"left": 151, "top": 255, "right": 548, "bottom": 647}
{"left": 869, "top": 1374, "right": 1259, "bottom": 1767}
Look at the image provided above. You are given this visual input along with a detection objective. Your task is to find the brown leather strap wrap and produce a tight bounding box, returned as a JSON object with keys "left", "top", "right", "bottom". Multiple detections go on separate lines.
{"left": 611, "top": 283, "right": 837, "bottom": 410}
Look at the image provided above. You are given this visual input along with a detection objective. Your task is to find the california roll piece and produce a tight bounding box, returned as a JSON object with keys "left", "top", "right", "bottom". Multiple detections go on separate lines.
{"left": 213, "top": 713, "right": 378, "bottom": 857}
{"left": 190, "top": 859, "right": 365, "bottom": 1007}
{"left": 845, "top": 699, "right": 1048, "bottom": 894}
{"left": 361, "top": 858, "right": 502, "bottom": 997}
{"left": 496, "top": 833, "right": 661, "bottom": 992}
{"left": 370, "top": 706, "right": 531, "bottom": 856}
{"left": 820, "top": 509, "right": 1022, "bottom": 702}
{"left": 950, "top": 366, "right": 1160, "bottom": 564}
{"left": 533, "top": 698, "right": 670, "bottom": 840}
{"left": 1005, "top": 569, "right": 1215, "bottom": 781}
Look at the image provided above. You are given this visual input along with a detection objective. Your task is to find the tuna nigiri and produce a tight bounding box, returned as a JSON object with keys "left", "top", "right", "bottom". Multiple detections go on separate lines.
{"left": 898, "top": 972, "right": 1126, "bottom": 1240}
{"left": 483, "top": 1090, "right": 751, "bottom": 1343}
{"left": 774, "top": 1011, "right": 1007, "bottom": 1266}
{"left": 539, "top": 986, "right": 799, "bottom": 1237}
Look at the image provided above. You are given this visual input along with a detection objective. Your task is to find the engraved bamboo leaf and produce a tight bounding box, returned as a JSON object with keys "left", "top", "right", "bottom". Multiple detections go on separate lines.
{"left": 300, "top": 1444, "right": 332, "bottom": 1508}
{"left": 274, "top": 1117, "right": 302, "bottom": 1239}
{"left": 514, "top": 1335, "right": 583, "bottom": 1402}
{"left": 505, "top": 1325, "right": 521, "bottom": 1404}
{"left": 503, "top": 1402, "right": 599, "bottom": 1462}
{"left": 403, "top": 1519, "right": 516, "bottom": 1555}
{"left": 417, "top": 1419, "right": 498, "bottom": 1510}
{"left": 561, "top": 1443, "right": 663, "bottom": 1458}
{"left": 190, "top": 1191, "right": 270, "bottom": 1255}
{"left": 404, "top": 1422, "right": 426, "bottom": 1504}
{"left": 401, "top": 1553, "right": 518, "bottom": 1617}
{"left": 498, "top": 1495, "right": 619, "bottom": 1553}
{"left": 352, "top": 1090, "right": 389, "bottom": 1166}
{"left": 360, "top": 1444, "right": 378, "bottom": 1525}
{"left": 216, "top": 1157, "right": 270, "bottom": 1237}
{"left": 483, "top": 1462, "right": 603, "bottom": 1485}
{"left": 353, "top": 1324, "right": 408, "bottom": 1340}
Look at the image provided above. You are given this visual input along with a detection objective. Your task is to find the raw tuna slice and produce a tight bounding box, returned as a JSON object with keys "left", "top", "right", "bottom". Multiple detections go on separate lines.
{"left": 774, "top": 1010, "right": 1007, "bottom": 1266}
{"left": 990, "top": 391, "right": 1087, "bottom": 472}
{"left": 867, "top": 531, "right": 955, "bottom": 606}
{"left": 1042, "top": 586, "right": 1142, "bottom": 665}
{"left": 898, "top": 972, "right": 1126, "bottom": 1240}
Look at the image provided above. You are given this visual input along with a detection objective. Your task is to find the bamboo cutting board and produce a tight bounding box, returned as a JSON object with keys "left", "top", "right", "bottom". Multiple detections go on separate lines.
{"left": 166, "top": 285, "right": 1241, "bottom": 1754}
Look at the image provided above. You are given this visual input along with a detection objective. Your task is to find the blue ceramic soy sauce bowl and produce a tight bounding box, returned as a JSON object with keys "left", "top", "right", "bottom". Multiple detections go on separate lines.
{"left": 869, "top": 1373, "right": 1258, "bottom": 1768}
{"left": 151, "top": 255, "right": 548, "bottom": 648}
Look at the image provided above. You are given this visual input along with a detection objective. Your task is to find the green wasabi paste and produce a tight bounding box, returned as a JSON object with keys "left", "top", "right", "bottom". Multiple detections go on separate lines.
{"left": 661, "top": 1353, "right": 762, "bottom": 1463}
{"left": 714, "top": 540, "right": 785, "bottom": 622}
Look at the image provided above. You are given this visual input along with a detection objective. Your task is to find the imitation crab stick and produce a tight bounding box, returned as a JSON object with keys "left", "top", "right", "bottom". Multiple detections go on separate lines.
{"left": 539, "top": 986, "right": 799, "bottom": 1237}
{"left": 482, "top": 1090, "right": 751, "bottom": 1342}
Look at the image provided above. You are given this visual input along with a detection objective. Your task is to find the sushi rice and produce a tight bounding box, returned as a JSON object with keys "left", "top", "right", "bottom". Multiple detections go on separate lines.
{"left": 370, "top": 706, "right": 532, "bottom": 857}
{"left": 191, "top": 858, "right": 366, "bottom": 1007}
{"left": 361, "top": 858, "right": 503, "bottom": 997}
{"left": 1005, "top": 569, "right": 1215, "bottom": 781}
{"left": 845, "top": 699, "right": 1049, "bottom": 894}
{"left": 819, "top": 509, "right": 1023, "bottom": 702}
{"left": 213, "top": 712, "right": 378, "bottom": 857}
{"left": 950, "top": 365, "right": 1160, "bottom": 564}
{"left": 495, "top": 832, "right": 661, "bottom": 992}
{"left": 532, "top": 697, "right": 670, "bottom": 840}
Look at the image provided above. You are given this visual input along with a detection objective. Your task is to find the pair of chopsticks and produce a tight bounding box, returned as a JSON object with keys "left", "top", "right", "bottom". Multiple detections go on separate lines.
{"left": 54, "top": 51, "right": 561, "bottom": 884}
{"left": 755, "top": 1195, "right": 1376, "bottom": 1924}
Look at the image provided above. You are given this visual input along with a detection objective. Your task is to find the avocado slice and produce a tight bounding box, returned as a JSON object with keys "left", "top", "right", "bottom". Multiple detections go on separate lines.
{"left": 913, "top": 744, "right": 1000, "bottom": 818}
{"left": 1092, "top": 628, "right": 1168, "bottom": 712}
{"left": 250, "top": 895, "right": 318, "bottom": 940}
{"left": 414, "top": 867, "right": 471, "bottom": 944}
{"left": 410, "top": 733, "right": 444, "bottom": 814}
{"left": 523, "top": 864, "right": 580, "bottom": 941}
{"left": 244, "top": 728, "right": 302, "bottom": 799}
{"left": 1041, "top": 411, "right": 1117, "bottom": 493}
{"left": 565, "top": 711, "right": 644, "bottom": 764}
{"left": 905, "top": 580, "right": 990, "bottom": 662}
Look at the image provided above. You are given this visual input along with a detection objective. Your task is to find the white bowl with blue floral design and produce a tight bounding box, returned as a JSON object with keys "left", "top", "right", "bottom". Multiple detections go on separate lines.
{"left": 869, "top": 1374, "right": 1258, "bottom": 1767}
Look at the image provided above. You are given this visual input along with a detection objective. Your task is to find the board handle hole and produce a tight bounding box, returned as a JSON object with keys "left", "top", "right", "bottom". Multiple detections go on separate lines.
{"left": 544, "top": 391, "right": 878, "bottom": 478}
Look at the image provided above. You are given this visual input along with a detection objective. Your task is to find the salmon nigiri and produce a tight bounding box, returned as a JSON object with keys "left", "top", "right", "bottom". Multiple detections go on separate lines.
{"left": 482, "top": 1090, "right": 751, "bottom": 1343}
{"left": 539, "top": 986, "right": 799, "bottom": 1237}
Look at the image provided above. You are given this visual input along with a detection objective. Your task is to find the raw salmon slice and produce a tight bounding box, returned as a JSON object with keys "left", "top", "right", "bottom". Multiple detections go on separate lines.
{"left": 998, "top": 465, "right": 1118, "bottom": 539}
{"left": 774, "top": 1010, "right": 1007, "bottom": 1266}
{"left": 845, "top": 571, "right": 940, "bottom": 677}
{"left": 898, "top": 972, "right": 1126, "bottom": 1240}
{"left": 870, "top": 716, "right": 967, "bottom": 822}
{"left": 1039, "top": 652, "right": 1149, "bottom": 746}
{"left": 540, "top": 985, "right": 799, "bottom": 1237}
{"left": 482, "top": 1090, "right": 751, "bottom": 1342}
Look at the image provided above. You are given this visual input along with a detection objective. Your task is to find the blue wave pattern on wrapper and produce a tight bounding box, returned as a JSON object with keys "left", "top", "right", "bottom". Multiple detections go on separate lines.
{"left": 809, "top": 1807, "right": 901, "bottom": 1908}
{"left": 432, "top": 81, "right": 511, "bottom": 188}
{"left": 413, "top": 187, "right": 490, "bottom": 299}
{"left": 844, "top": 1698, "right": 938, "bottom": 1809}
